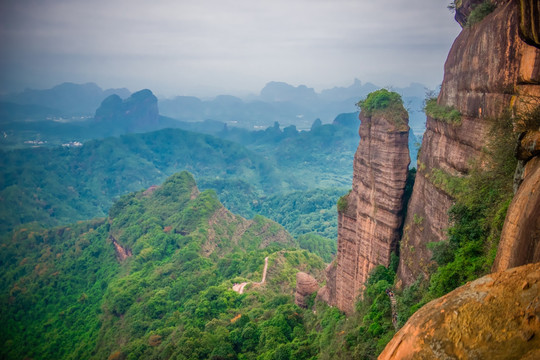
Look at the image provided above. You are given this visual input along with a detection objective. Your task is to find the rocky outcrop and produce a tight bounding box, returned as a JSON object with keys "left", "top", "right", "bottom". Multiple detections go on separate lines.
{"left": 379, "top": 262, "right": 540, "bottom": 360}
{"left": 397, "top": 0, "right": 540, "bottom": 287}
{"left": 94, "top": 89, "right": 160, "bottom": 133}
{"left": 320, "top": 95, "right": 410, "bottom": 313}
{"left": 110, "top": 235, "right": 132, "bottom": 262}
{"left": 295, "top": 272, "right": 319, "bottom": 308}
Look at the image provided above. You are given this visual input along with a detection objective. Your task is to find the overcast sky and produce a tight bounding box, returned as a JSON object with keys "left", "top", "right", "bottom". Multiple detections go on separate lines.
{"left": 0, "top": 0, "right": 461, "bottom": 97}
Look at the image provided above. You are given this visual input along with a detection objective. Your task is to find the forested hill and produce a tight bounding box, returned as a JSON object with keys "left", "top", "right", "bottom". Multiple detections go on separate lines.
{"left": 0, "top": 171, "right": 329, "bottom": 359}
{"left": 0, "top": 128, "right": 282, "bottom": 235}
{"left": 0, "top": 113, "right": 372, "bottom": 238}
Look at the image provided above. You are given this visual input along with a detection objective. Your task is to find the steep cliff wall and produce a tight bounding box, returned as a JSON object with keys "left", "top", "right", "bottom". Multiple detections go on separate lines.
{"left": 319, "top": 92, "right": 410, "bottom": 313}
{"left": 398, "top": 0, "right": 540, "bottom": 287}
{"left": 379, "top": 262, "right": 540, "bottom": 360}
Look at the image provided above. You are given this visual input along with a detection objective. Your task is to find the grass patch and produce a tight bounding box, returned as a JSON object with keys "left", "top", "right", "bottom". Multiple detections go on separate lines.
{"left": 424, "top": 98, "right": 461, "bottom": 125}
{"left": 467, "top": 1, "right": 496, "bottom": 27}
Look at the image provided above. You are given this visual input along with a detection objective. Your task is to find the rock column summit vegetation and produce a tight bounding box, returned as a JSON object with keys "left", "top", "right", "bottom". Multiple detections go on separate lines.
{"left": 319, "top": 89, "right": 410, "bottom": 314}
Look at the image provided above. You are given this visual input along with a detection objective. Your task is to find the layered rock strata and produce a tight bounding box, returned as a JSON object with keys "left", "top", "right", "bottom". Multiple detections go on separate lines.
{"left": 319, "top": 100, "right": 410, "bottom": 314}
{"left": 398, "top": 0, "right": 540, "bottom": 287}
{"left": 379, "top": 262, "right": 540, "bottom": 360}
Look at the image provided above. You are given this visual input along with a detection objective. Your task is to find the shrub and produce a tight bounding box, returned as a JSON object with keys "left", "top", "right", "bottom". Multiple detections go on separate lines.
{"left": 357, "top": 89, "right": 403, "bottom": 116}
{"left": 424, "top": 98, "right": 461, "bottom": 124}
{"left": 337, "top": 190, "right": 351, "bottom": 213}
{"left": 467, "top": 1, "right": 496, "bottom": 26}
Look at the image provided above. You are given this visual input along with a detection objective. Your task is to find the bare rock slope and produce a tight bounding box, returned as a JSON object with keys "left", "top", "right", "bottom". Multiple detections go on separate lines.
{"left": 379, "top": 262, "right": 540, "bottom": 360}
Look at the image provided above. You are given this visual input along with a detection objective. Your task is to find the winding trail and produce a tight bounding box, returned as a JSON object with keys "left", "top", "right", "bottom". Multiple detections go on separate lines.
{"left": 232, "top": 256, "right": 269, "bottom": 294}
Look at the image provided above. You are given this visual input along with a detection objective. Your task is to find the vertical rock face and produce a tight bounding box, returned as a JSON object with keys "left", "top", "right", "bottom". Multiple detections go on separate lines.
{"left": 320, "top": 96, "right": 410, "bottom": 313}
{"left": 397, "top": 0, "right": 540, "bottom": 287}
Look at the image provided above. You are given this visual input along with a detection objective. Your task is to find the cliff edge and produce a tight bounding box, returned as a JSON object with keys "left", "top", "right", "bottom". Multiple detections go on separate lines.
{"left": 398, "top": 0, "right": 540, "bottom": 287}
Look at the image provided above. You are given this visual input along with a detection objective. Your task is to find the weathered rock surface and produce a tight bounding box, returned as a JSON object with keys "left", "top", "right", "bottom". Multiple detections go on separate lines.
{"left": 320, "top": 103, "right": 409, "bottom": 313}
{"left": 295, "top": 272, "right": 319, "bottom": 308}
{"left": 398, "top": 0, "right": 540, "bottom": 287}
{"left": 110, "top": 235, "right": 132, "bottom": 262}
{"left": 518, "top": 0, "right": 540, "bottom": 47}
{"left": 379, "top": 262, "right": 540, "bottom": 360}
{"left": 493, "top": 155, "right": 540, "bottom": 271}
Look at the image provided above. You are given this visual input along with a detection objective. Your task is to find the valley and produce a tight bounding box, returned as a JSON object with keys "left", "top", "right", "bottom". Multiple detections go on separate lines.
{"left": 1, "top": 1, "right": 539, "bottom": 359}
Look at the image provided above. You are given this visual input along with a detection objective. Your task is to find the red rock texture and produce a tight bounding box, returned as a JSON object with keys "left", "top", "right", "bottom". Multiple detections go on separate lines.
{"left": 379, "top": 262, "right": 540, "bottom": 360}
{"left": 320, "top": 105, "right": 409, "bottom": 314}
{"left": 493, "top": 155, "right": 540, "bottom": 271}
{"left": 518, "top": 0, "right": 540, "bottom": 47}
{"left": 110, "top": 235, "right": 132, "bottom": 262}
{"left": 397, "top": 0, "right": 540, "bottom": 287}
{"left": 295, "top": 272, "right": 319, "bottom": 308}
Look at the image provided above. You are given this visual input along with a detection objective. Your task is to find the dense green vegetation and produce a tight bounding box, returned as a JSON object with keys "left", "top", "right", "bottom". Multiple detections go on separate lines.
{"left": 302, "top": 257, "right": 399, "bottom": 359}
{"left": 0, "top": 115, "right": 362, "bottom": 239}
{"left": 357, "top": 89, "right": 408, "bottom": 129}
{"left": 254, "top": 188, "right": 347, "bottom": 240}
{"left": 0, "top": 128, "right": 282, "bottom": 234}
{"left": 0, "top": 172, "right": 329, "bottom": 359}
{"left": 356, "top": 89, "right": 402, "bottom": 116}
{"left": 423, "top": 97, "right": 461, "bottom": 124}
{"left": 467, "top": 1, "right": 496, "bottom": 26}
{"left": 0, "top": 170, "right": 411, "bottom": 360}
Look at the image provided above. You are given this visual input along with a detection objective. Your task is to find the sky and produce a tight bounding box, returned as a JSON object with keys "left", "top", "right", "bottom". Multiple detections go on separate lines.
{"left": 0, "top": 0, "right": 461, "bottom": 98}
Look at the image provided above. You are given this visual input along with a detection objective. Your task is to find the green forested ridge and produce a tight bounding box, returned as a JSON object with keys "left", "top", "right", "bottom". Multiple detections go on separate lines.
{"left": 0, "top": 170, "right": 420, "bottom": 359}
{"left": 0, "top": 172, "right": 327, "bottom": 359}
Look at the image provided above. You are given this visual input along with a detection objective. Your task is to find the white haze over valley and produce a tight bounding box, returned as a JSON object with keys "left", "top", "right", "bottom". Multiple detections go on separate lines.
{"left": 0, "top": 0, "right": 461, "bottom": 98}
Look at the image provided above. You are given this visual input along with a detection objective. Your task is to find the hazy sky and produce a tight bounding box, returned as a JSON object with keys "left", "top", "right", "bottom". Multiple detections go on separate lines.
{"left": 0, "top": 0, "right": 461, "bottom": 97}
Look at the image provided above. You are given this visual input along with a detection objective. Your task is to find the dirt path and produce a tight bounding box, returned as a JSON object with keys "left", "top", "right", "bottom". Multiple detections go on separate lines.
{"left": 259, "top": 256, "right": 269, "bottom": 284}
{"left": 232, "top": 282, "right": 248, "bottom": 294}
{"left": 232, "top": 256, "right": 269, "bottom": 294}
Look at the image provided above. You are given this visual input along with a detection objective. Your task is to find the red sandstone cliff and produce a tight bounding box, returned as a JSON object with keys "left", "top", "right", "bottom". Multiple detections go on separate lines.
{"left": 319, "top": 95, "right": 410, "bottom": 314}
{"left": 397, "top": 0, "right": 540, "bottom": 287}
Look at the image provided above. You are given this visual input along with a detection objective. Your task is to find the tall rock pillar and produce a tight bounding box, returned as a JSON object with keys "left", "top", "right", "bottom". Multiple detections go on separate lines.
{"left": 319, "top": 90, "right": 410, "bottom": 314}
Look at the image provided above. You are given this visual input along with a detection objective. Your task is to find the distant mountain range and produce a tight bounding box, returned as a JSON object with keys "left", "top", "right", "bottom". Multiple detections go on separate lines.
{"left": 1, "top": 80, "right": 428, "bottom": 135}
{"left": 159, "top": 79, "right": 428, "bottom": 133}
{"left": 1, "top": 82, "right": 130, "bottom": 117}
